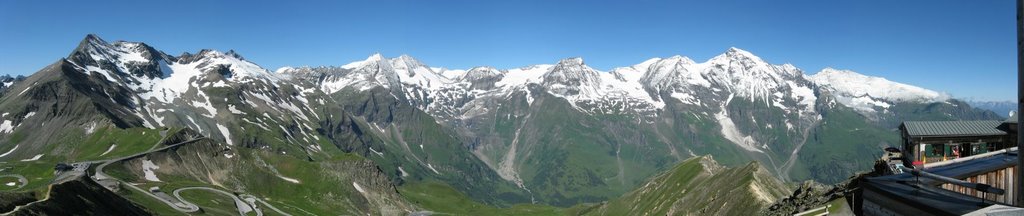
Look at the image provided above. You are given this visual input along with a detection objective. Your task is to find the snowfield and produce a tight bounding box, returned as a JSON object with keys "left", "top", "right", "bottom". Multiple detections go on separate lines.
{"left": 142, "top": 159, "right": 161, "bottom": 182}
{"left": 809, "top": 68, "right": 947, "bottom": 112}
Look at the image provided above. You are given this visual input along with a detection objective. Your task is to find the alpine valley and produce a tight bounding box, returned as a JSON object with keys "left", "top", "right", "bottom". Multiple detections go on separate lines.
{"left": 0, "top": 35, "right": 1001, "bottom": 215}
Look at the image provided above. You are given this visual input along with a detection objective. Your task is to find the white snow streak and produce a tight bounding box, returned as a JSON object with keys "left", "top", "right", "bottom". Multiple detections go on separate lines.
{"left": 100, "top": 144, "right": 117, "bottom": 156}
{"left": 20, "top": 154, "right": 43, "bottom": 161}
{"left": 716, "top": 94, "right": 763, "bottom": 153}
{"left": 216, "top": 124, "right": 233, "bottom": 146}
{"left": 142, "top": 159, "right": 161, "bottom": 182}
{"left": 0, "top": 145, "right": 18, "bottom": 158}
{"left": 278, "top": 175, "right": 300, "bottom": 184}
{"left": 352, "top": 182, "right": 366, "bottom": 193}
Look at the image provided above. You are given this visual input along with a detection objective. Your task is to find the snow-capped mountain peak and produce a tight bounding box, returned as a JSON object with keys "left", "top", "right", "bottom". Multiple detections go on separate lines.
{"left": 341, "top": 53, "right": 386, "bottom": 69}
{"left": 557, "top": 57, "right": 585, "bottom": 66}
{"left": 176, "top": 49, "right": 278, "bottom": 82}
{"left": 462, "top": 66, "right": 502, "bottom": 81}
{"left": 66, "top": 34, "right": 168, "bottom": 81}
{"left": 809, "top": 67, "right": 948, "bottom": 112}
{"left": 395, "top": 54, "right": 423, "bottom": 66}
{"left": 391, "top": 55, "right": 449, "bottom": 89}
{"left": 810, "top": 67, "right": 947, "bottom": 102}
{"left": 666, "top": 55, "right": 697, "bottom": 65}
{"left": 707, "top": 47, "right": 773, "bottom": 72}
{"left": 699, "top": 47, "right": 816, "bottom": 108}
{"left": 281, "top": 48, "right": 948, "bottom": 126}
{"left": 74, "top": 35, "right": 154, "bottom": 61}
{"left": 543, "top": 57, "right": 603, "bottom": 98}
{"left": 49, "top": 35, "right": 965, "bottom": 161}
{"left": 721, "top": 47, "right": 764, "bottom": 62}
{"left": 638, "top": 55, "right": 707, "bottom": 90}
{"left": 274, "top": 66, "right": 295, "bottom": 74}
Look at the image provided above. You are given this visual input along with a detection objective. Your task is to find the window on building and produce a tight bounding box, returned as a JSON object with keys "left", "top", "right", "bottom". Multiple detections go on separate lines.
{"left": 925, "top": 144, "right": 945, "bottom": 157}
{"left": 973, "top": 143, "right": 989, "bottom": 154}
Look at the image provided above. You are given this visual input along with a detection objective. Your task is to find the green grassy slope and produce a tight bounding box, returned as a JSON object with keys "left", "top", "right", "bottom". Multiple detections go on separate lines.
{"left": 399, "top": 181, "right": 567, "bottom": 216}
{"left": 580, "top": 156, "right": 791, "bottom": 216}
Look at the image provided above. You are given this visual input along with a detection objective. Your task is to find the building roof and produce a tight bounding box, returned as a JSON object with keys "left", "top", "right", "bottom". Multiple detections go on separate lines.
{"left": 902, "top": 120, "right": 1006, "bottom": 137}
{"left": 862, "top": 150, "right": 1019, "bottom": 215}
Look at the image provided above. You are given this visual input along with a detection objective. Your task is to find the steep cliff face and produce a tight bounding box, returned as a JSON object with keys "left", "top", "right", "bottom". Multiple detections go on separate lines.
{"left": 0, "top": 59, "right": 146, "bottom": 160}
{"left": 763, "top": 170, "right": 872, "bottom": 216}
{"left": 0, "top": 191, "right": 35, "bottom": 213}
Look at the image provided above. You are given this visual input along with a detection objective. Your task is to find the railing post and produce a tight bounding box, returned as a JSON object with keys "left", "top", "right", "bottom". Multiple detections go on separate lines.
{"left": 1016, "top": 0, "right": 1023, "bottom": 207}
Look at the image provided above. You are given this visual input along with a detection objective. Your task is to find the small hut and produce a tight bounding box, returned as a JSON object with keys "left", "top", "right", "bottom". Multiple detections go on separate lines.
{"left": 900, "top": 119, "right": 1017, "bottom": 164}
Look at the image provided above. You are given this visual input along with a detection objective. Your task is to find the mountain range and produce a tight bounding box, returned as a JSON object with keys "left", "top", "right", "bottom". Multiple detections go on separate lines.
{"left": 966, "top": 100, "right": 1017, "bottom": 117}
{"left": 0, "top": 35, "right": 1003, "bottom": 214}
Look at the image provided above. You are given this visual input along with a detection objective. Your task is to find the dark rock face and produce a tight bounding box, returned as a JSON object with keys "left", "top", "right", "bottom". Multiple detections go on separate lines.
{"left": 9, "top": 175, "right": 151, "bottom": 216}
{"left": 0, "top": 191, "right": 36, "bottom": 213}
{"left": 762, "top": 173, "right": 868, "bottom": 216}
{"left": 0, "top": 75, "right": 26, "bottom": 96}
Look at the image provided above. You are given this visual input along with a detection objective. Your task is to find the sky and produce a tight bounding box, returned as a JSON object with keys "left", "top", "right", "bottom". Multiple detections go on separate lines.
{"left": 0, "top": 0, "right": 1016, "bottom": 101}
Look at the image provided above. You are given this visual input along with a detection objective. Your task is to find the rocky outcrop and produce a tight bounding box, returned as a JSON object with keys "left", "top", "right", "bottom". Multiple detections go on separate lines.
{"left": 8, "top": 175, "right": 150, "bottom": 216}
{"left": 0, "top": 191, "right": 35, "bottom": 213}
{"left": 762, "top": 173, "right": 868, "bottom": 216}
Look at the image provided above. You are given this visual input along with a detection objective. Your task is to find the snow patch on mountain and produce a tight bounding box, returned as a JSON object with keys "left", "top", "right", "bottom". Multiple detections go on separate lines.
{"left": 228, "top": 105, "right": 246, "bottom": 114}
{"left": 398, "top": 166, "right": 409, "bottom": 177}
{"left": 352, "top": 182, "right": 367, "bottom": 194}
{"left": 0, "top": 120, "right": 14, "bottom": 134}
{"left": 342, "top": 53, "right": 384, "bottom": 69}
{"left": 135, "top": 51, "right": 276, "bottom": 104}
{"left": 716, "top": 94, "right": 763, "bottom": 152}
{"left": 427, "top": 163, "right": 441, "bottom": 174}
{"left": 217, "top": 124, "right": 233, "bottom": 146}
{"left": 17, "top": 86, "right": 32, "bottom": 97}
{"left": 702, "top": 48, "right": 793, "bottom": 106}
{"left": 100, "top": 144, "right": 117, "bottom": 156}
{"left": 0, "top": 145, "right": 18, "bottom": 158}
{"left": 142, "top": 159, "right": 161, "bottom": 182}
{"left": 20, "top": 154, "right": 42, "bottom": 162}
{"left": 393, "top": 55, "right": 450, "bottom": 90}
{"left": 495, "top": 65, "right": 552, "bottom": 88}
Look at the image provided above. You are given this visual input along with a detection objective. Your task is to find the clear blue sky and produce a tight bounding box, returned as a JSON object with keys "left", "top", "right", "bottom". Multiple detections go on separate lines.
{"left": 0, "top": 0, "right": 1016, "bottom": 100}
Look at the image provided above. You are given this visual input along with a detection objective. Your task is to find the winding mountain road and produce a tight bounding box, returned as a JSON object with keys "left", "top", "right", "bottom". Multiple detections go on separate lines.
{"left": 0, "top": 174, "right": 27, "bottom": 190}
{"left": 173, "top": 187, "right": 252, "bottom": 215}
{"left": 3, "top": 132, "right": 294, "bottom": 216}
{"left": 239, "top": 194, "right": 293, "bottom": 216}
{"left": 92, "top": 138, "right": 204, "bottom": 213}
{"left": 92, "top": 137, "right": 292, "bottom": 215}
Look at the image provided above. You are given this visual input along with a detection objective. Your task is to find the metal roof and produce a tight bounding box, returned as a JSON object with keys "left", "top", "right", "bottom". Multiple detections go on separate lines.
{"left": 863, "top": 150, "right": 1018, "bottom": 215}
{"left": 902, "top": 120, "right": 1006, "bottom": 137}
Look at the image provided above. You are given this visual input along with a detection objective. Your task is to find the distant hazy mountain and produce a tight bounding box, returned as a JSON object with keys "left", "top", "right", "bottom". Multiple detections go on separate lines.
{"left": 966, "top": 100, "right": 1017, "bottom": 117}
